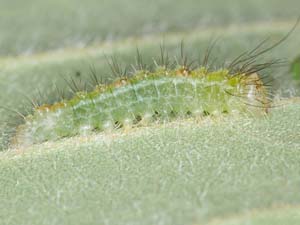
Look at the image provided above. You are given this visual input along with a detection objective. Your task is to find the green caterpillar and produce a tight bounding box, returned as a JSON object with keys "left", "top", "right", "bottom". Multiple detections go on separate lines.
{"left": 7, "top": 18, "right": 300, "bottom": 148}
{"left": 13, "top": 65, "right": 269, "bottom": 146}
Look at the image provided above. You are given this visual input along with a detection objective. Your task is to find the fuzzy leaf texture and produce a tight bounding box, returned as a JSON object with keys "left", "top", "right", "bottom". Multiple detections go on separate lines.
{"left": 1, "top": 100, "right": 300, "bottom": 225}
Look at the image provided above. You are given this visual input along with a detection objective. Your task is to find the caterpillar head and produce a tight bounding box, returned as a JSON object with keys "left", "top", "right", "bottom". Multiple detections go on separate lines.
{"left": 242, "top": 73, "right": 270, "bottom": 113}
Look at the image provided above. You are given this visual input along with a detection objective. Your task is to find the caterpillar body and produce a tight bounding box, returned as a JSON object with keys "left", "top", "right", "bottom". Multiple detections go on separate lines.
{"left": 8, "top": 18, "right": 300, "bottom": 148}
{"left": 13, "top": 67, "right": 269, "bottom": 146}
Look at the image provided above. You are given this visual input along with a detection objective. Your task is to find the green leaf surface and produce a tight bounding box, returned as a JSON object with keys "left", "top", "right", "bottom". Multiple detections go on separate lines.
{"left": 0, "top": 0, "right": 299, "bottom": 56}
{"left": 291, "top": 56, "right": 300, "bottom": 80}
{"left": 1, "top": 101, "right": 300, "bottom": 225}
